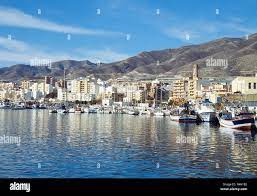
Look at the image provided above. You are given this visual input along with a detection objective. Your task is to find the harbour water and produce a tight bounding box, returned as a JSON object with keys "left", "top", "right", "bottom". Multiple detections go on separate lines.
{"left": 0, "top": 109, "right": 257, "bottom": 178}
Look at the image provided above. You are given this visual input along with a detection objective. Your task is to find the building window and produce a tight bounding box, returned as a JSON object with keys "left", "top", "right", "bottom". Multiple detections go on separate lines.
{"left": 254, "top": 83, "right": 257, "bottom": 89}
{"left": 249, "top": 83, "right": 251, "bottom": 89}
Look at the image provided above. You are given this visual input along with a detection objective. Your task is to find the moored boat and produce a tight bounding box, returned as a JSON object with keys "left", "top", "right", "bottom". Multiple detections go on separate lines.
{"left": 170, "top": 114, "right": 197, "bottom": 123}
{"left": 154, "top": 110, "right": 165, "bottom": 116}
{"left": 170, "top": 102, "right": 199, "bottom": 123}
{"left": 0, "top": 102, "right": 11, "bottom": 109}
{"left": 89, "top": 107, "right": 97, "bottom": 113}
{"left": 127, "top": 109, "right": 139, "bottom": 115}
{"left": 32, "top": 103, "right": 47, "bottom": 109}
{"left": 74, "top": 105, "right": 84, "bottom": 114}
{"left": 68, "top": 108, "right": 75, "bottom": 113}
{"left": 139, "top": 108, "right": 148, "bottom": 115}
{"left": 49, "top": 109, "right": 57, "bottom": 113}
{"left": 218, "top": 112, "right": 255, "bottom": 131}
{"left": 196, "top": 99, "right": 217, "bottom": 122}
{"left": 57, "top": 105, "right": 68, "bottom": 114}
{"left": 12, "top": 102, "right": 26, "bottom": 110}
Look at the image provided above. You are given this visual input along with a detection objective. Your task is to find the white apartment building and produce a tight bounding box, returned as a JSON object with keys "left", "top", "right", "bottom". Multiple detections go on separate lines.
{"left": 0, "top": 89, "right": 7, "bottom": 100}
{"left": 30, "top": 82, "right": 53, "bottom": 100}
{"left": 57, "top": 78, "right": 100, "bottom": 102}
{"left": 122, "top": 89, "right": 145, "bottom": 103}
{"left": 232, "top": 76, "right": 257, "bottom": 95}
{"left": 45, "top": 84, "right": 53, "bottom": 95}
{"left": 57, "top": 88, "right": 67, "bottom": 102}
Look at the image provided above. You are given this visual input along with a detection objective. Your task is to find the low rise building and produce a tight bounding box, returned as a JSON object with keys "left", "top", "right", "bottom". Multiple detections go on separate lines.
{"left": 232, "top": 76, "right": 257, "bottom": 95}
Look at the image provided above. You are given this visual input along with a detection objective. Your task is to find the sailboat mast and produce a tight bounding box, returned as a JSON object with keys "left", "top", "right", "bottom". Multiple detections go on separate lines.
{"left": 160, "top": 84, "right": 163, "bottom": 108}
{"left": 155, "top": 85, "right": 157, "bottom": 108}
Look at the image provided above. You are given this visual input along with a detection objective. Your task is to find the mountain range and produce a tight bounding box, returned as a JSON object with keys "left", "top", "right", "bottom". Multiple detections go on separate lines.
{"left": 1, "top": 33, "right": 257, "bottom": 81}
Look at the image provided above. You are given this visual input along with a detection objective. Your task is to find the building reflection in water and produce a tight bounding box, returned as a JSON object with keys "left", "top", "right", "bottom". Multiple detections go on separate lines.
{"left": 0, "top": 110, "right": 257, "bottom": 178}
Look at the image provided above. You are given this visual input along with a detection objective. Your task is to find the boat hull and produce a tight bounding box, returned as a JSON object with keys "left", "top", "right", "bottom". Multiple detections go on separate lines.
{"left": 199, "top": 112, "right": 217, "bottom": 122}
{"left": 127, "top": 111, "right": 139, "bottom": 115}
{"left": 170, "top": 115, "right": 197, "bottom": 123}
{"left": 219, "top": 117, "right": 255, "bottom": 131}
{"left": 12, "top": 108, "right": 26, "bottom": 110}
{"left": 57, "top": 109, "right": 68, "bottom": 114}
{"left": 154, "top": 112, "right": 165, "bottom": 116}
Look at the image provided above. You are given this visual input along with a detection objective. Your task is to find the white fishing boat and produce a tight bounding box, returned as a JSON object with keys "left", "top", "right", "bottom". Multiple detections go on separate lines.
{"left": 57, "top": 109, "right": 68, "bottom": 114}
{"left": 83, "top": 107, "right": 97, "bottom": 114}
{"left": 116, "top": 108, "right": 126, "bottom": 114}
{"left": 68, "top": 108, "right": 75, "bottom": 113}
{"left": 154, "top": 110, "right": 165, "bottom": 116}
{"left": 39, "top": 104, "right": 47, "bottom": 109}
{"left": 170, "top": 102, "right": 198, "bottom": 123}
{"left": 57, "top": 105, "right": 68, "bottom": 114}
{"left": 103, "top": 110, "right": 112, "bottom": 114}
{"left": 170, "top": 114, "right": 197, "bottom": 123}
{"left": 0, "top": 102, "right": 11, "bottom": 109}
{"left": 98, "top": 107, "right": 111, "bottom": 114}
{"left": 196, "top": 99, "right": 217, "bottom": 122}
{"left": 33, "top": 103, "right": 47, "bottom": 109}
{"left": 218, "top": 112, "right": 255, "bottom": 131}
{"left": 12, "top": 102, "right": 26, "bottom": 110}
{"left": 83, "top": 107, "right": 89, "bottom": 113}
{"left": 127, "top": 109, "right": 139, "bottom": 115}
{"left": 49, "top": 109, "right": 57, "bottom": 113}
{"left": 97, "top": 108, "right": 105, "bottom": 114}
{"left": 139, "top": 109, "right": 148, "bottom": 115}
{"left": 74, "top": 105, "right": 84, "bottom": 114}
{"left": 147, "top": 109, "right": 154, "bottom": 116}
{"left": 199, "top": 112, "right": 217, "bottom": 122}
{"left": 89, "top": 107, "right": 97, "bottom": 113}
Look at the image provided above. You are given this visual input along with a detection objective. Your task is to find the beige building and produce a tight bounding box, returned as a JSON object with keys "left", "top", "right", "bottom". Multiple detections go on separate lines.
{"left": 21, "top": 80, "right": 31, "bottom": 90}
{"left": 58, "top": 78, "right": 100, "bottom": 102}
{"left": 0, "top": 90, "right": 7, "bottom": 100}
{"left": 188, "top": 79, "right": 198, "bottom": 99}
{"left": 0, "top": 82, "right": 15, "bottom": 90}
{"left": 134, "top": 90, "right": 145, "bottom": 103}
{"left": 172, "top": 79, "right": 188, "bottom": 99}
{"left": 172, "top": 64, "right": 199, "bottom": 100}
{"left": 232, "top": 77, "right": 257, "bottom": 95}
{"left": 71, "top": 78, "right": 90, "bottom": 94}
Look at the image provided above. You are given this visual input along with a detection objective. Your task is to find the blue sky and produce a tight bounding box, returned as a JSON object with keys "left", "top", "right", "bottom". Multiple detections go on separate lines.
{"left": 0, "top": 0, "right": 256, "bottom": 67}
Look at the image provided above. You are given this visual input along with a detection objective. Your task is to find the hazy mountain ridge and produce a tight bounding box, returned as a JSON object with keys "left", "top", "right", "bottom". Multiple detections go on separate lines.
{"left": 1, "top": 33, "right": 257, "bottom": 81}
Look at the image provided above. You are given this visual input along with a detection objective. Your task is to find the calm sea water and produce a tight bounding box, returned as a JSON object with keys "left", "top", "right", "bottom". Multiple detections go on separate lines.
{"left": 0, "top": 109, "right": 256, "bottom": 178}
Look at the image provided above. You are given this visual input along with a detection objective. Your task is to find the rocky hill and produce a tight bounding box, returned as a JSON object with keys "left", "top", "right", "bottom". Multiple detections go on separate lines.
{"left": 1, "top": 33, "right": 257, "bottom": 81}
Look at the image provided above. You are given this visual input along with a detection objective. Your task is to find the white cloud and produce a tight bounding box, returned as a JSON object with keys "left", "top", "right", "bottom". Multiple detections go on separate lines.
{"left": 164, "top": 28, "right": 200, "bottom": 41}
{"left": 0, "top": 48, "right": 73, "bottom": 65}
{"left": 225, "top": 23, "right": 257, "bottom": 34}
{"left": 75, "top": 48, "right": 130, "bottom": 63}
{"left": 163, "top": 20, "right": 220, "bottom": 42}
{"left": 164, "top": 18, "right": 257, "bottom": 43}
{"left": 0, "top": 6, "right": 123, "bottom": 36}
{"left": 0, "top": 37, "right": 129, "bottom": 66}
{"left": 0, "top": 36, "right": 75, "bottom": 64}
{"left": 0, "top": 36, "right": 29, "bottom": 52}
